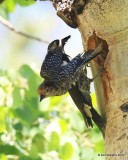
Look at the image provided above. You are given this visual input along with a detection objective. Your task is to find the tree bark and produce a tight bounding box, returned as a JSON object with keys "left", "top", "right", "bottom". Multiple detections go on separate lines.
{"left": 77, "top": 0, "right": 128, "bottom": 159}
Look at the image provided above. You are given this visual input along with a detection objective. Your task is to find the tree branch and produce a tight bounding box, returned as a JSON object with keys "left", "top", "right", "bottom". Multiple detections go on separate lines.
{"left": 0, "top": 16, "right": 49, "bottom": 44}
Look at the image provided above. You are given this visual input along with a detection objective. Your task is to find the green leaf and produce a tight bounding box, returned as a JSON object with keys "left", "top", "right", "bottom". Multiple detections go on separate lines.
{"left": 50, "top": 96, "right": 63, "bottom": 108}
{"left": 13, "top": 122, "right": 23, "bottom": 131}
{"left": 15, "top": 131, "right": 23, "bottom": 140}
{"left": 29, "top": 144, "right": 38, "bottom": 159}
{"left": 19, "top": 65, "right": 35, "bottom": 79}
{"left": 19, "top": 65, "right": 38, "bottom": 98}
{"left": 59, "top": 119, "right": 68, "bottom": 134}
{"left": 12, "top": 87, "right": 23, "bottom": 109}
{"left": 32, "top": 134, "right": 48, "bottom": 153}
{"left": 59, "top": 142, "right": 74, "bottom": 160}
{"left": 14, "top": 0, "right": 35, "bottom": 6}
{"left": 95, "top": 140, "right": 104, "bottom": 153}
{"left": 24, "top": 97, "right": 39, "bottom": 116}
{"left": 0, "top": 144, "right": 19, "bottom": 155}
{"left": 0, "top": 154, "right": 8, "bottom": 160}
{"left": 14, "top": 101, "right": 39, "bottom": 125}
{"left": 48, "top": 132, "right": 60, "bottom": 151}
{"left": 0, "top": 107, "right": 6, "bottom": 133}
{"left": 20, "top": 155, "right": 41, "bottom": 160}
{"left": 27, "top": 74, "right": 38, "bottom": 98}
{"left": 1, "top": 0, "right": 16, "bottom": 13}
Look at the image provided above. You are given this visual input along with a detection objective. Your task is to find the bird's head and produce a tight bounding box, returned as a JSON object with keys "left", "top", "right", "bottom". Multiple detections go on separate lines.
{"left": 47, "top": 35, "right": 71, "bottom": 52}
{"left": 38, "top": 81, "right": 58, "bottom": 102}
{"left": 48, "top": 39, "right": 60, "bottom": 52}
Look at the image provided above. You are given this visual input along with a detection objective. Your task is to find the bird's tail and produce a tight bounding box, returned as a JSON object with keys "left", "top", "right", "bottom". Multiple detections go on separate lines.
{"left": 81, "top": 92, "right": 106, "bottom": 137}
{"left": 80, "top": 101, "right": 106, "bottom": 137}
{"left": 68, "top": 85, "right": 93, "bottom": 128}
{"left": 91, "top": 106, "right": 106, "bottom": 137}
{"left": 80, "top": 110, "right": 93, "bottom": 128}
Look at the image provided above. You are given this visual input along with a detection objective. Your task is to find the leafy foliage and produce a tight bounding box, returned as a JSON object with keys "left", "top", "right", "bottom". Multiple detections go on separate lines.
{"left": 0, "top": 0, "right": 39, "bottom": 18}
{"left": 0, "top": 65, "right": 104, "bottom": 160}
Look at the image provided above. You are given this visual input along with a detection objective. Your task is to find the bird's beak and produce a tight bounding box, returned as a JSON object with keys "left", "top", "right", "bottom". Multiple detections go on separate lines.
{"left": 40, "top": 95, "right": 45, "bottom": 102}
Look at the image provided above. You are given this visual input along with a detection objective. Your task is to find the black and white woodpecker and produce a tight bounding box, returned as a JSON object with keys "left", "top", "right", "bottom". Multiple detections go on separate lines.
{"left": 38, "top": 36, "right": 105, "bottom": 135}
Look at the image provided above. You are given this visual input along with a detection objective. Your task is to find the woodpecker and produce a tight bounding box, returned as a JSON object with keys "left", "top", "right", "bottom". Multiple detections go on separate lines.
{"left": 40, "top": 36, "right": 102, "bottom": 85}
{"left": 38, "top": 38, "right": 105, "bottom": 135}
{"left": 38, "top": 53, "right": 105, "bottom": 136}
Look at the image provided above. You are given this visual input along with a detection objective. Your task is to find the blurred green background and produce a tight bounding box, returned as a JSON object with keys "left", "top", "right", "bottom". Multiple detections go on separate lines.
{"left": 0, "top": 1, "right": 104, "bottom": 160}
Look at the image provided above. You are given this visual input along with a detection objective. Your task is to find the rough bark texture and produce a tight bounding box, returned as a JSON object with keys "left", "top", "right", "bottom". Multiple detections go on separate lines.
{"left": 77, "top": 0, "right": 128, "bottom": 159}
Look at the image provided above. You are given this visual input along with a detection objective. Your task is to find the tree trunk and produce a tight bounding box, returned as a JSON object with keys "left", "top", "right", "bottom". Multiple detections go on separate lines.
{"left": 77, "top": 0, "right": 128, "bottom": 159}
